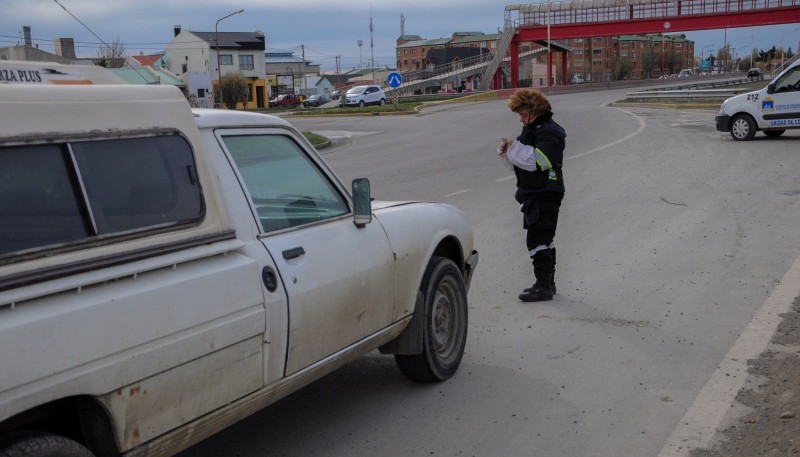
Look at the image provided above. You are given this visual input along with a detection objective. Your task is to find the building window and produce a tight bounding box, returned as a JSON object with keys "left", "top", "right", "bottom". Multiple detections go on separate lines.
{"left": 575, "top": 38, "right": 584, "bottom": 43}
{"left": 575, "top": 60, "right": 584, "bottom": 67}
{"left": 219, "top": 55, "right": 233, "bottom": 65}
{"left": 575, "top": 49, "right": 584, "bottom": 55}
{"left": 239, "top": 55, "right": 254, "bottom": 71}
{"left": 592, "top": 37, "right": 602, "bottom": 43}
{"left": 621, "top": 51, "right": 628, "bottom": 57}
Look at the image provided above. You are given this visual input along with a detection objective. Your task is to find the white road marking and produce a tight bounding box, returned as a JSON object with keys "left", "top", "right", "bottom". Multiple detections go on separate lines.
{"left": 443, "top": 189, "right": 470, "bottom": 198}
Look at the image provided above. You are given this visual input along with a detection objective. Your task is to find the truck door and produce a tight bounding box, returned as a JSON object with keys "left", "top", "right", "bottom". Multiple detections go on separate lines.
{"left": 760, "top": 64, "right": 800, "bottom": 128}
{"left": 217, "top": 130, "right": 396, "bottom": 375}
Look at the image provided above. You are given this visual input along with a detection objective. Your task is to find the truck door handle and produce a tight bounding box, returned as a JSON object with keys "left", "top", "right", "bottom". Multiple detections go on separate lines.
{"left": 282, "top": 246, "right": 305, "bottom": 260}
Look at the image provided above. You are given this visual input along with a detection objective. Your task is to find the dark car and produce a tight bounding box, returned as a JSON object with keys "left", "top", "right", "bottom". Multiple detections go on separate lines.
{"left": 269, "top": 94, "right": 301, "bottom": 108}
{"left": 747, "top": 68, "right": 763, "bottom": 80}
{"left": 303, "top": 94, "right": 331, "bottom": 107}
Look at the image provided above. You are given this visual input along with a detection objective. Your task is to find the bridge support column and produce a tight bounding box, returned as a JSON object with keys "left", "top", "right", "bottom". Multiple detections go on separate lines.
{"left": 510, "top": 41, "right": 520, "bottom": 89}
{"left": 561, "top": 51, "right": 569, "bottom": 85}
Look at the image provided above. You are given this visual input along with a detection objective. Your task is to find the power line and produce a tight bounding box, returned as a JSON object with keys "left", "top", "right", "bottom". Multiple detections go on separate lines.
{"left": 52, "top": 0, "right": 112, "bottom": 51}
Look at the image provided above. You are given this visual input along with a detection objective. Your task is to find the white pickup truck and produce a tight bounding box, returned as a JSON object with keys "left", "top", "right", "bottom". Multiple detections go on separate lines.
{"left": 0, "top": 61, "right": 478, "bottom": 457}
{"left": 715, "top": 59, "right": 800, "bottom": 140}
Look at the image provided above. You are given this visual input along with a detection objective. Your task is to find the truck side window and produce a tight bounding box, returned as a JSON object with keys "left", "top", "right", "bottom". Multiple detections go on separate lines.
{"left": 71, "top": 135, "right": 203, "bottom": 234}
{"left": 222, "top": 134, "right": 348, "bottom": 232}
{"left": 0, "top": 135, "right": 204, "bottom": 258}
{"left": 0, "top": 145, "right": 88, "bottom": 255}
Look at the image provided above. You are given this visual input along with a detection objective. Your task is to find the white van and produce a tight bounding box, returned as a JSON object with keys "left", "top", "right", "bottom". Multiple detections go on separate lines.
{"left": 715, "top": 59, "right": 800, "bottom": 140}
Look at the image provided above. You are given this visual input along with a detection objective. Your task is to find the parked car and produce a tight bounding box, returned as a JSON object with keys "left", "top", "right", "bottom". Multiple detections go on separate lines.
{"left": 747, "top": 67, "right": 764, "bottom": 80}
{"left": 0, "top": 60, "right": 478, "bottom": 457}
{"left": 269, "top": 93, "right": 301, "bottom": 108}
{"left": 341, "top": 85, "right": 386, "bottom": 107}
{"left": 678, "top": 69, "right": 694, "bottom": 78}
{"left": 303, "top": 94, "right": 331, "bottom": 107}
{"left": 716, "top": 59, "right": 800, "bottom": 140}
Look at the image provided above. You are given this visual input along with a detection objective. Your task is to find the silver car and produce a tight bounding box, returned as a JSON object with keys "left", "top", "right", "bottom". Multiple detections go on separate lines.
{"left": 342, "top": 84, "right": 386, "bottom": 107}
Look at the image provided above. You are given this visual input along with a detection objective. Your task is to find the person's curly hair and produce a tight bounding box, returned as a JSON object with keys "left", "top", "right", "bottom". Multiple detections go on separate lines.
{"left": 507, "top": 88, "right": 551, "bottom": 115}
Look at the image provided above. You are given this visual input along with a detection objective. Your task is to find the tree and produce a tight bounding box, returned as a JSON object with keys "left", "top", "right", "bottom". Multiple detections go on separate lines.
{"left": 717, "top": 44, "right": 731, "bottom": 71}
{"left": 611, "top": 57, "right": 634, "bottom": 81}
{"left": 641, "top": 47, "right": 660, "bottom": 78}
{"left": 218, "top": 71, "right": 249, "bottom": 110}
{"left": 665, "top": 50, "right": 682, "bottom": 74}
{"left": 94, "top": 37, "right": 127, "bottom": 68}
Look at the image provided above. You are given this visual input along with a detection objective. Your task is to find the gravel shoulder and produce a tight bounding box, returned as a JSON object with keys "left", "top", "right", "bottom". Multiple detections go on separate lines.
{"left": 690, "top": 295, "right": 800, "bottom": 456}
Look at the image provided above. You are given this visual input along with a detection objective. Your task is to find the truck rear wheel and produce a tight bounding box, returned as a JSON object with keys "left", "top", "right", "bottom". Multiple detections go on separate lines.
{"left": 0, "top": 431, "right": 94, "bottom": 457}
{"left": 395, "top": 256, "right": 468, "bottom": 382}
{"left": 730, "top": 114, "right": 757, "bottom": 141}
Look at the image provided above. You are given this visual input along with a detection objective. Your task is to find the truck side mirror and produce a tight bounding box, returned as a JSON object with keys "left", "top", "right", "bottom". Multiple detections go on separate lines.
{"left": 352, "top": 178, "right": 372, "bottom": 227}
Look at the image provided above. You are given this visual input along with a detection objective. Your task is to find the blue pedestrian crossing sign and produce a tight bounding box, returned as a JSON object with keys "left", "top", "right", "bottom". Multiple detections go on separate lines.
{"left": 387, "top": 72, "right": 403, "bottom": 88}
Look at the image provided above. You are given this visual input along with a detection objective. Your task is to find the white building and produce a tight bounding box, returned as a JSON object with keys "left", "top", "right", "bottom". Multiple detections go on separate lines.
{"left": 166, "top": 26, "right": 267, "bottom": 109}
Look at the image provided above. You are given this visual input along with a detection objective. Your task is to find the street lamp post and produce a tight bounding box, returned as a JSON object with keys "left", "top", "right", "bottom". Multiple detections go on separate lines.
{"left": 215, "top": 9, "right": 244, "bottom": 109}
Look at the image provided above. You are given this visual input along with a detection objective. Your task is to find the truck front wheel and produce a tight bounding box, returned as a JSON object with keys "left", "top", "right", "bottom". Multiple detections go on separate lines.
{"left": 395, "top": 257, "right": 468, "bottom": 382}
{"left": 0, "top": 431, "right": 94, "bottom": 457}
{"left": 730, "top": 114, "right": 757, "bottom": 141}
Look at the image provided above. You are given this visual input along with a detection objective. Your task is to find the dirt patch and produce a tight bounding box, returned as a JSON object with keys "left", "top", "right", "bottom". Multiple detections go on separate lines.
{"left": 690, "top": 295, "right": 800, "bottom": 456}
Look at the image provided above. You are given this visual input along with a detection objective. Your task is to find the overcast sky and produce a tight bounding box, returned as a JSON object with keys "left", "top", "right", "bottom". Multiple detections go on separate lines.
{"left": 2, "top": 0, "right": 798, "bottom": 72}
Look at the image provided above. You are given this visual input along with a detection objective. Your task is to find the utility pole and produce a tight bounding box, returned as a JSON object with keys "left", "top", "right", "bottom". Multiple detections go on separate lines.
{"left": 358, "top": 40, "right": 363, "bottom": 70}
{"left": 301, "top": 44, "right": 306, "bottom": 95}
{"left": 369, "top": 6, "right": 375, "bottom": 67}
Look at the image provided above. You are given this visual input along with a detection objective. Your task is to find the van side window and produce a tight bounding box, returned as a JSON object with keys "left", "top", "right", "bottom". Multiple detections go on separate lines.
{"left": 0, "top": 135, "right": 204, "bottom": 258}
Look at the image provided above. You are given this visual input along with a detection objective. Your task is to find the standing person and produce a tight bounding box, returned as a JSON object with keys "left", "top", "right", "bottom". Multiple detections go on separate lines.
{"left": 498, "top": 88, "right": 566, "bottom": 302}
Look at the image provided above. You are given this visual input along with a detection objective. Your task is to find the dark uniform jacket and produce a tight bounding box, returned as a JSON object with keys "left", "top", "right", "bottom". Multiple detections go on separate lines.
{"left": 511, "top": 111, "right": 566, "bottom": 204}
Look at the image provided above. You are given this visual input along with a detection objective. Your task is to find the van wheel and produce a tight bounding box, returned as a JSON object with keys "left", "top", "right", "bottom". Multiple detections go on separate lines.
{"left": 730, "top": 114, "right": 757, "bottom": 141}
{"left": 764, "top": 130, "right": 785, "bottom": 137}
{"left": 0, "top": 431, "right": 94, "bottom": 457}
{"left": 395, "top": 257, "right": 468, "bottom": 382}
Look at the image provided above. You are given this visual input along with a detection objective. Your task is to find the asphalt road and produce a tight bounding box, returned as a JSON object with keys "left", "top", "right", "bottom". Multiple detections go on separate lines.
{"left": 177, "top": 89, "right": 800, "bottom": 457}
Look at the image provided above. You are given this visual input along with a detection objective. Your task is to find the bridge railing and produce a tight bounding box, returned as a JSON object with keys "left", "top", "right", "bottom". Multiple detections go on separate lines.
{"left": 506, "top": 0, "right": 800, "bottom": 27}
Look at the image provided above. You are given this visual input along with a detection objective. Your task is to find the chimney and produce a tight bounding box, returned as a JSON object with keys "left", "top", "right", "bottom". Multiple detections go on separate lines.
{"left": 23, "top": 26, "right": 32, "bottom": 47}
{"left": 174, "top": 25, "right": 182, "bottom": 37}
{"left": 55, "top": 38, "right": 77, "bottom": 59}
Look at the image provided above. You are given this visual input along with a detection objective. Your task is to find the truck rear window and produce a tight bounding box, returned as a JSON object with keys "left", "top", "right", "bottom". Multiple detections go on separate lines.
{"left": 0, "top": 134, "right": 204, "bottom": 257}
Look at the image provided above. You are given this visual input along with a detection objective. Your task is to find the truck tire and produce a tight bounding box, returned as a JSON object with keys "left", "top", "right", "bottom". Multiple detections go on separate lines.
{"left": 730, "top": 114, "right": 757, "bottom": 141}
{"left": 0, "top": 431, "right": 94, "bottom": 457}
{"left": 764, "top": 130, "right": 785, "bottom": 137}
{"left": 395, "top": 256, "right": 468, "bottom": 382}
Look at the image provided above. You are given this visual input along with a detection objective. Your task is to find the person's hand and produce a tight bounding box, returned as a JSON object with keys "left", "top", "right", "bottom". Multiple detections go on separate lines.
{"left": 498, "top": 138, "right": 511, "bottom": 155}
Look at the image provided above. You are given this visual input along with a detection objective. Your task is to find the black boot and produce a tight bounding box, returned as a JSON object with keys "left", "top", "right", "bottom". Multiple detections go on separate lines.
{"left": 551, "top": 247, "right": 557, "bottom": 295}
{"left": 523, "top": 247, "right": 557, "bottom": 295}
{"left": 519, "top": 250, "right": 555, "bottom": 302}
{"left": 519, "top": 282, "right": 553, "bottom": 302}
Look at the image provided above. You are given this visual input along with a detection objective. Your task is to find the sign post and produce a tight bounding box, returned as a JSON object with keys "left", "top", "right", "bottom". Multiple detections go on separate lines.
{"left": 387, "top": 71, "right": 403, "bottom": 109}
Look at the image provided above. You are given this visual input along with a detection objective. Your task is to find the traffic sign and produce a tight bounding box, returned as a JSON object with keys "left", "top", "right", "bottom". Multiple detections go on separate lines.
{"left": 387, "top": 72, "right": 403, "bottom": 88}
